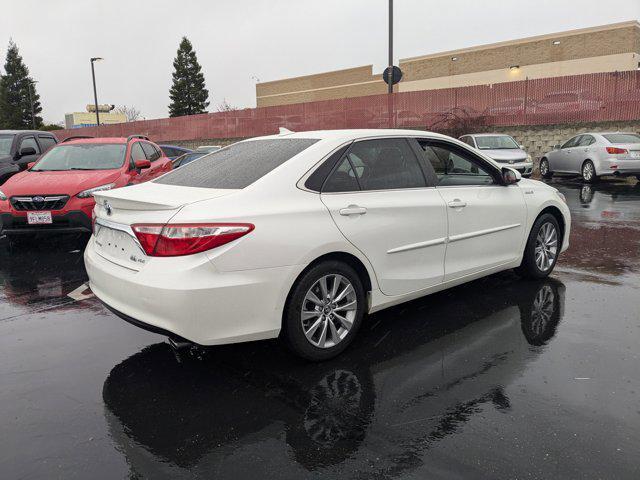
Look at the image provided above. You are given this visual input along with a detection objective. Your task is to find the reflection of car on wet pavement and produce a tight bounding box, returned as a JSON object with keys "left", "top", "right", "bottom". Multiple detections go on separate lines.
{"left": 84, "top": 129, "right": 571, "bottom": 360}
{"left": 540, "top": 132, "right": 640, "bottom": 183}
{"left": 102, "top": 276, "right": 565, "bottom": 478}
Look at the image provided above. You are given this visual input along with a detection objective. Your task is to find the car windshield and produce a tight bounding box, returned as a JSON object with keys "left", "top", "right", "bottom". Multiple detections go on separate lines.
{"left": 156, "top": 138, "right": 318, "bottom": 189}
{"left": 475, "top": 136, "right": 519, "bottom": 150}
{"left": 0, "top": 134, "right": 15, "bottom": 156}
{"left": 603, "top": 133, "right": 640, "bottom": 144}
{"left": 31, "top": 143, "right": 126, "bottom": 171}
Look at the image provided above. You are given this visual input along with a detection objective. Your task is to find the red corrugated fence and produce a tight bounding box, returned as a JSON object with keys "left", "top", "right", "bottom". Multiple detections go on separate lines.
{"left": 53, "top": 71, "right": 640, "bottom": 142}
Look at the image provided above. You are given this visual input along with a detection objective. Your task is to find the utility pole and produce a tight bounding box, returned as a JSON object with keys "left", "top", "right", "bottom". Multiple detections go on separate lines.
{"left": 388, "top": 0, "right": 393, "bottom": 94}
{"left": 90, "top": 57, "right": 103, "bottom": 126}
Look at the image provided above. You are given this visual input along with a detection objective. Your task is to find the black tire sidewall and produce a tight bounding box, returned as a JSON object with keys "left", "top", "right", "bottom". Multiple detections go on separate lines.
{"left": 518, "top": 214, "right": 561, "bottom": 279}
{"left": 282, "top": 261, "right": 365, "bottom": 361}
{"left": 582, "top": 160, "right": 596, "bottom": 183}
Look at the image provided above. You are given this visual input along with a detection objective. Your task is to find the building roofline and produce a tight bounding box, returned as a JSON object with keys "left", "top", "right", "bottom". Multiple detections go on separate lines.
{"left": 400, "top": 20, "right": 640, "bottom": 63}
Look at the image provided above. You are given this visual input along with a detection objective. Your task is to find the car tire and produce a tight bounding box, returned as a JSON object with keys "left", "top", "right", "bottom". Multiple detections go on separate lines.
{"left": 281, "top": 261, "right": 365, "bottom": 361}
{"left": 539, "top": 158, "right": 553, "bottom": 179}
{"left": 581, "top": 160, "right": 597, "bottom": 183}
{"left": 515, "top": 213, "right": 561, "bottom": 279}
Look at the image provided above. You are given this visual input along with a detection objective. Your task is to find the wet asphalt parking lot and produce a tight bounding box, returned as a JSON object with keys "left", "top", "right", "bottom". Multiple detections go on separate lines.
{"left": 1, "top": 179, "right": 639, "bottom": 479}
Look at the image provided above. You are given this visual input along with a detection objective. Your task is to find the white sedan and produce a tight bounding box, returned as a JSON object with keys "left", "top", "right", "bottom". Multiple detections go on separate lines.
{"left": 85, "top": 129, "right": 571, "bottom": 360}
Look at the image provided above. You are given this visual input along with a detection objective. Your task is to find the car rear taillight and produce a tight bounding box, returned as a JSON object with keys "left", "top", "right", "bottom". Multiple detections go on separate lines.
{"left": 91, "top": 209, "right": 97, "bottom": 233}
{"left": 131, "top": 223, "right": 254, "bottom": 257}
{"left": 606, "top": 147, "right": 628, "bottom": 154}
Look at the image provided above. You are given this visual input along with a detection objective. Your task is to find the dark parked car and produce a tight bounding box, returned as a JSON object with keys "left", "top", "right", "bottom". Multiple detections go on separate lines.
{"left": 0, "top": 130, "right": 58, "bottom": 185}
{"left": 159, "top": 144, "right": 192, "bottom": 161}
{"left": 171, "top": 150, "right": 209, "bottom": 168}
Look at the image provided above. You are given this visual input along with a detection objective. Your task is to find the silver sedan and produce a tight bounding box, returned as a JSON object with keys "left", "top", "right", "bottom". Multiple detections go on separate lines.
{"left": 540, "top": 132, "right": 640, "bottom": 183}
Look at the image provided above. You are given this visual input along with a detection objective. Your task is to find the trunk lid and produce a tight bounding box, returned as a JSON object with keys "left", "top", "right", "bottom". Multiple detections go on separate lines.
{"left": 92, "top": 182, "right": 238, "bottom": 271}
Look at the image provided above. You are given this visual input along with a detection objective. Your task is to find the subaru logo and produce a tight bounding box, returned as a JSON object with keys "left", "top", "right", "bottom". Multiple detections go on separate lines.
{"left": 509, "top": 160, "right": 514, "bottom": 164}
{"left": 33, "top": 196, "right": 45, "bottom": 203}
{"left": 103, "top": 200, "right": 112, "bottom": 216}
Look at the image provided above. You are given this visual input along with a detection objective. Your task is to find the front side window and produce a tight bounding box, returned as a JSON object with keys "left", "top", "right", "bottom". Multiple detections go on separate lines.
{"left": 420, "top": 142, "right": 496, "bottom": 186}
{"left": 38, "top": 136, "right": 57, "bottom": 151}
{"left": 336, "top": 139, "right": 427, "bottom": 191}
{"left": 31, "top": 144, "right": 126, "bottom": 171}
{"left": 475, "top": 135, "right": 519, "bottom": 150}
{"left": 0, "top": 134, "right": 14, "bottom": 156}
{"left": 156, "top": 138, "right": 318, "bottom": 189}
{"left": 561, "top": 136, "right": 580, "bottom": 149}
{"left": 141, "top": 142, "right": 160, "bottom": 161}
{"left": 19, "top": 137, "right": 40, "bottom": 154}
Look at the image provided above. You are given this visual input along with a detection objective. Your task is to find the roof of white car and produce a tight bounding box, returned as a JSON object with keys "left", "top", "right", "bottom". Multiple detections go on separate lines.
{"left": 467, "top": 133, "right": 512, "bottom": 137}
{"left": 258, "top": 129, "right": 453, "bottom": 142}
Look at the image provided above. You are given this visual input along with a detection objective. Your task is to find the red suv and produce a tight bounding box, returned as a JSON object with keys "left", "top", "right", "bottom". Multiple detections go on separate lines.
{"left": 0, "top": 135, "right": 172, "bottom": 240}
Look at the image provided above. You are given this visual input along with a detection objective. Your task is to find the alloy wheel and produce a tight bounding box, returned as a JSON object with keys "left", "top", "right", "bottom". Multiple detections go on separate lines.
{"left": 534, "top": 222, "right": 558, "bottom": 272}
{"left": 530, "top": 284, "right": 555, "bottom": 337}
{"left": 582, "top": 162, "right": 594, "bottom": 181}
{"left": 301, "top": 274, "right": 358, "bottom": 348}
{"left": 540, "top": 160, "right": 548, "bottom": 176}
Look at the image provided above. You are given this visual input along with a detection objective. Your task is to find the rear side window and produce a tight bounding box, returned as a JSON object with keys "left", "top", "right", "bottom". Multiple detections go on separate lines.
{"left": 331, "top": 138, "right": 426, "bottom": 191}
{"left": 603, "top": 133, "right": 640, "bottom": 144}
{"left": 156, "top": 138, "right": 318, "bottom": 189}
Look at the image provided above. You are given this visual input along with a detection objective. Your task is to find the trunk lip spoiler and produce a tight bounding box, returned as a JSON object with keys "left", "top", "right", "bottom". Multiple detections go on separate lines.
{"left": 95, "top": 217, "right": 143, "bottom": 250}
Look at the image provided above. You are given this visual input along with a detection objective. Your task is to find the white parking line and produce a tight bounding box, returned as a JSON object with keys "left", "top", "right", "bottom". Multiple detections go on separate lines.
{"left": 67, "top": 283, "right": 94, "bottom": 301}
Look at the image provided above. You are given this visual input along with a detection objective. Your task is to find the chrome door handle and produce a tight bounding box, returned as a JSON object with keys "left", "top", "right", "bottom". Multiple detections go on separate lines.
{"left": 339, "top": 205, "right": 367, "bottom": 216}
{"left": 447, "top": 199, "right": 467, "bottom": 208}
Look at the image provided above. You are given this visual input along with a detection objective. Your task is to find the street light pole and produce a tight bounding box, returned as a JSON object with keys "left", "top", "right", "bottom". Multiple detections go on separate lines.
{"left": 388, "top": 0, "right": 393, "bottom": 94}
{"left": 90, "top": 57, "right": 103, "bottom": 127}
{"left": 28, "top": 80, "right": 38, "bottom": 129}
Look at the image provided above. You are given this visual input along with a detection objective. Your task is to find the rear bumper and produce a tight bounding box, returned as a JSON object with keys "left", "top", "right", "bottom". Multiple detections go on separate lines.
{"left": 84, "top": 237, "right": 299, "bottom": 345}
{"left": 598, "top": 157, "right": 640, "bottom": 176}
{"left": 0, "top": 210, "right": 92, "bottom": 235}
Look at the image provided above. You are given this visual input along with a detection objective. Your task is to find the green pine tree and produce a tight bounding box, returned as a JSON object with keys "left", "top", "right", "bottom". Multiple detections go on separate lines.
{"left": 0, "top": 40, "right": 42, "bottom": 129}
{"left": 168, "top": 37, "right": 210, "bottom": 117}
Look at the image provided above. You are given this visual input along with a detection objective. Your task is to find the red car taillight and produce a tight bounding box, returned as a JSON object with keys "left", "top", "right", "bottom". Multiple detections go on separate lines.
{"left": 606, "top": 147, "right": 628, "bottom": 154}
{"left": 131, "top": 223, "right": 254, "bottom": 257}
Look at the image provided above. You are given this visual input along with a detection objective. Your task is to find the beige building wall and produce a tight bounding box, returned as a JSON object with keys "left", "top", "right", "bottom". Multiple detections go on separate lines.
{"left": 256, "top": 21, "right": 640, "bottom": 108}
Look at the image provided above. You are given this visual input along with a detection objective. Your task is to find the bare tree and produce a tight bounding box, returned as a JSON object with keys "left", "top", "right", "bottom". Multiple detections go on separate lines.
{"left": 115, "top": 105, "right": 142, "bottom": 122}
{"left": 427, "top": 107, "right": 488, "bottom": 138}
{"left": 216, "top": 99, "right": 237, "bottom": 112}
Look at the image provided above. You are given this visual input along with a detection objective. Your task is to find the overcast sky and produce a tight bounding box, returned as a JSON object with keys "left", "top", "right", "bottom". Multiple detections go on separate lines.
{"left": 2, "top": 0, "right": 639, "bottom": 124}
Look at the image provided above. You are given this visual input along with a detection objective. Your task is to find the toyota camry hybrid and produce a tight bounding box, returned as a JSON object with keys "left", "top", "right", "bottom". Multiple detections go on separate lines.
{"left": 85, "top": 129, "right": 571, "bottom": 360}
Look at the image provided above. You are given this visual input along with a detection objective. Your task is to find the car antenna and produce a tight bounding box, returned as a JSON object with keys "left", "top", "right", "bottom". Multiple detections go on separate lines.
{"left": 278, "top": 127, "right": 294, "bottom": 135}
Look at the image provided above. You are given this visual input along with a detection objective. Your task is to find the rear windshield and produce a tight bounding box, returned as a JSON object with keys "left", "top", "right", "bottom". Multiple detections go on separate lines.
{"left": 31, "top": 144, "right": 126, "bottom": 171}
{"left": 603, "top": 133, "right": 640, "bottom": 144}
{"left": 156, "top": 138, "right": 318, "bottom": 189}
{"left": 0, "top": 134, "right": 15, "bottom": 156}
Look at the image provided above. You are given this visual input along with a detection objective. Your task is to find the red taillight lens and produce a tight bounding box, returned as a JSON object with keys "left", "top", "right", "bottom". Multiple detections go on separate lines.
{"left": 606, "top": 147, "right": 628, "bottom": 154}
{"left": 131, "top": 223, "right": 254, "bottom": 257}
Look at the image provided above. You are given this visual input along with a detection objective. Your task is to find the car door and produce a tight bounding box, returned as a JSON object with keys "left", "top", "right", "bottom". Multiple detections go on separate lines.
{"left": 320, "top": 137, "right": 448, "bottom": 297}
{"left": 551, "top": 135, "right": 581, "bottom": 173}
{"left": 14, "top": 135, "right": 41, "bottom": 170}
{"left": 574, "top": 134, "right": 595, "bottom": 171}
{"left": 128, "top": 141, "right": 153, "bottom": 184}
{"left": 417, "top": 139, "right": 527, "bottom": 282}
{"left": 141, "top": 142, "right": 171, "bottom": 178}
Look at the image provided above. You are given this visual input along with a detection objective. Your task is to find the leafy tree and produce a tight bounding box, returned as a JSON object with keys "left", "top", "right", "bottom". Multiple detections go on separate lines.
{"left": 0, "top": 40, "right": 42, "bottom": 129}
{"left": 168, "top": 37, "right": 209, "bottom": 117}
{"left": 40, "top": 123, "right": 63, "bottom": 131}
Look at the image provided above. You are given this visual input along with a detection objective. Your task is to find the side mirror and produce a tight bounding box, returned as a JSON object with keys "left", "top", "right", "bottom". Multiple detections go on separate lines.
{"left": 18, "top": 146, "right": 37, "bottom": 157}
{"left": 502, "top": 167, "right": 521, "bottom": 185}
{"left": 133, "top": 159, "right": 151, "bottom": 170}
{"left": 27, "top": 162, "right": 36, "bottom": 169}
{"left": 553, "top": 144, "right": 561, "bottom": 150}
